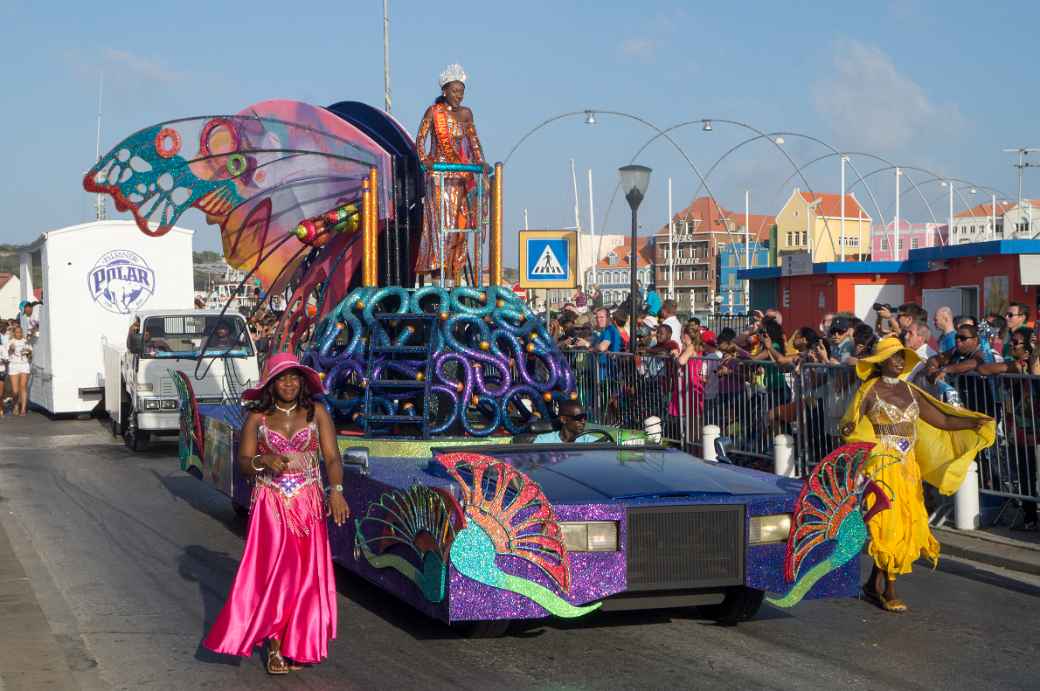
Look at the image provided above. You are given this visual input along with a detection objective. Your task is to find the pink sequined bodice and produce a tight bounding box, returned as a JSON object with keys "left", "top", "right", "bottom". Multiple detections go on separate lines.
{"left": 259, "top": 420, "right": 320, "bottom": 471}
{"left": 253, "top": 417, "right": 324, "bottom": 536}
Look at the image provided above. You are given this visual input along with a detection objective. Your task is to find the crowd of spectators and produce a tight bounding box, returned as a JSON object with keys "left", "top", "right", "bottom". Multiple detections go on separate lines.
{"left": 551, "top": 291, "right": 1040, "bottom": 529}
{"left": 0, "top": 300, "right": 41, "bottom": 417}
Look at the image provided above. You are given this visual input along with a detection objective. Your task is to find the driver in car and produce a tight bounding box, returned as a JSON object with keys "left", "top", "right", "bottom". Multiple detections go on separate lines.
{"left": 127, "top": 318, "right": 170, "bottom": 354}
{"left": 206, "top": 320, "right": 238, "bottom": 350}
{"left": 533, "top": 401, "right": 601, "bottom": 444}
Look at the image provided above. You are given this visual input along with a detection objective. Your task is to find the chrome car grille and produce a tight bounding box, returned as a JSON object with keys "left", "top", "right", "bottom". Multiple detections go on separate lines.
{"left": 626, "top": 505, "right": 744, "bottom": 591}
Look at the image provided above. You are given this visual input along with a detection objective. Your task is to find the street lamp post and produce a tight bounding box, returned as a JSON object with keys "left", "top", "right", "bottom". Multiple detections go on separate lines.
{"left": 619, "top": 165, "right": 651, "bottom": 354}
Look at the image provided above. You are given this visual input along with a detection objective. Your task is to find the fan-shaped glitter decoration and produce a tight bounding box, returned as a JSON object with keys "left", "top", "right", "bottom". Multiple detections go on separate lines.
{"left": 354, "top": 485, "right": 464, "bottom": 602}
{"left": 437, "top": 451, "right": 571, "bottom": 592}
{"left": 768, "top": 443, "right": 892, "bottom": 608}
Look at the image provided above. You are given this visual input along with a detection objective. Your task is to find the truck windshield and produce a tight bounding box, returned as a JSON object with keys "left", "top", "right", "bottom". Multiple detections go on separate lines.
{"left": 139, "top": 315, "right": 254, "bottom": 359}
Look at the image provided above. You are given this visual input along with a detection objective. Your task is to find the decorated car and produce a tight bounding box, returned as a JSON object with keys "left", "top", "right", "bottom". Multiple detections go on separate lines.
{"left": 174, "top": 392, "right": 865, "bottom": 635}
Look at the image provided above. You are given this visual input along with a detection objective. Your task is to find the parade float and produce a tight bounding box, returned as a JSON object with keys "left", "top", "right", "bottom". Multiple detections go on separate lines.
{"left": 84, "top": 65, "right": 879, "bottom": 634}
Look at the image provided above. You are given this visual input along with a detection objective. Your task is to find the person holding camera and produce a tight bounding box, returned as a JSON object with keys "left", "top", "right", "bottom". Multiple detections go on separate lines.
{"left": 873, "top": 303, "right": 899, "bottom": 336}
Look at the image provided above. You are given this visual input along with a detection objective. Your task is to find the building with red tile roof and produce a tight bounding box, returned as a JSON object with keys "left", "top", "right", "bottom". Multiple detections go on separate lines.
{"left": 585, "top": 237, "right": 655, "bottom": 308}
{"left": 775, "top": 188, "right": 872, "bottom": 263}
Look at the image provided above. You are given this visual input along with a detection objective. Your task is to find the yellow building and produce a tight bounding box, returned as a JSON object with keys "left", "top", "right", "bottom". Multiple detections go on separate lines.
{"left": 775, "top": 188, "right": 872, "bottom": 263}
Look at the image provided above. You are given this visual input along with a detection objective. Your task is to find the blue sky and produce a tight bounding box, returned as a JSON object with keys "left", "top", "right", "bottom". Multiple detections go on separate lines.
{"left": 2, "top": 0, "right": 1038, "bottom": 265}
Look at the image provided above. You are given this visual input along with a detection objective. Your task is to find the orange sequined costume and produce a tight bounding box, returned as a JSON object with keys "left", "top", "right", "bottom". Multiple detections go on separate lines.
{"left": 414, "top": 102, "right": 485, "bottom": 278}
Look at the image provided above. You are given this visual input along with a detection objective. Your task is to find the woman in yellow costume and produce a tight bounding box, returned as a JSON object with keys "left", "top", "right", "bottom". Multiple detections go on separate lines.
{"left": 839, "top": 337, "right": 994, "bottom": 613}
{"left": 414, "top": 63, "right": 488, "bottom": 284}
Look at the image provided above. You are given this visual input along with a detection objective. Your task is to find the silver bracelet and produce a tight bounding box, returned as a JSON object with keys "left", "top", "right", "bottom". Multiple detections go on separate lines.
{"left": 250, "top": 454, "right": 265, "bottom": 473}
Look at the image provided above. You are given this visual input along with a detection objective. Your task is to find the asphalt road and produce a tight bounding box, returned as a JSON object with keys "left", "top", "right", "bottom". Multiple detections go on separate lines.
{"left": 1, "top": 412, "right": 1038, "bottom": 691}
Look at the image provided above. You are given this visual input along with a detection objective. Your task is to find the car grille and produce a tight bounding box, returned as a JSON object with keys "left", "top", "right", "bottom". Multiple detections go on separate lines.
{"left": 626, "top": 505, "right": 744, "bottom": 591}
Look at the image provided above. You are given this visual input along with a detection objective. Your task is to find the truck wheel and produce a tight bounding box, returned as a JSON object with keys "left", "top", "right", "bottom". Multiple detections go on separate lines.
{"left": 124, "top": 417, "right": 150, "bottom": 452}
{"left": 457, "top": 620, "right": 512, "bottom": 638}
{"left": 701, "top": 587, "right": 765, "bottom": 626}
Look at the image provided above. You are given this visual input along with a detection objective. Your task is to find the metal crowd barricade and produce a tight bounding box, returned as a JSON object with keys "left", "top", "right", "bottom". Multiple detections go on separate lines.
{"left": 561, "top": 350, "right": 795, "bottom": 466}
{"left": 561, "top": 347, "right": 1040, "bottom": 515}
{"left": 702, "top": 314, "right": 755, "bottom": 336}
{"left": 791, "top": 362, "right": 860, "bottom": 476}
{"left": 560, "top": 349, "right": 683, "bottom": 447}
{"left": 946, "top": 371, "right": 1040, "bottom": 511}
{"left": 701, "top": 357, "right": 796, "bottom": 469}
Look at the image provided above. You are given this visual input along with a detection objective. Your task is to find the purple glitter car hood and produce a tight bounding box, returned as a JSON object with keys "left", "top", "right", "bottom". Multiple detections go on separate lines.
{"left": 436, "top": 446, "right": 796, "bottom": 504}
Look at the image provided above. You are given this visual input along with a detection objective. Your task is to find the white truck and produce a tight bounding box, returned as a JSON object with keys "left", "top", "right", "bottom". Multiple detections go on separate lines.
{"left": 18, "top": 220, "right": 196, "bottom": 415}
{"left": 103, "top": 309, "right": 259, "bottom": 450}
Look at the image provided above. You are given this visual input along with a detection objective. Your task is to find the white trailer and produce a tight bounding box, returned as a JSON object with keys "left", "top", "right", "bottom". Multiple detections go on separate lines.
{"left": 19, "top": 220, "right": 195, "bottom": 415}
{"left": 103, "top": 309, "right": 259, "bottom": 451}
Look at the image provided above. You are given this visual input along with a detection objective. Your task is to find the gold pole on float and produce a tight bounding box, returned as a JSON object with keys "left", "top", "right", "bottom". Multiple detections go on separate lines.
{"left": 368, "top": 166, "right": 379, "bottom": 286}
{"left": 361, "top": 177, "right": 374, "bottom": 287}
{"left": 490, "top": 162, "right": 503, "bottom": 286}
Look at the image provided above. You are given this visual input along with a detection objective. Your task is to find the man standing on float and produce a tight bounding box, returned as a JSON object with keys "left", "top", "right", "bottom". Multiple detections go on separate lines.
{"left": 414, "top": 63, "right": 488, "bottom": 284}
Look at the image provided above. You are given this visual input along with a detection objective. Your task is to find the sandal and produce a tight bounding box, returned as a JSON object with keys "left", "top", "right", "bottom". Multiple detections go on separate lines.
{"left": 878, "top": 594, "right": 908, "bottom": 613}
{"left": 267, "top": 650, "right": 289, "bottom": 675}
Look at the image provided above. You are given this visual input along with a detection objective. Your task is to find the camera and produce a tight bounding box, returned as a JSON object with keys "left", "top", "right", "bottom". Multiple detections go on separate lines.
{"left": 872, "top": 303, "right": 894, "bottom": 313}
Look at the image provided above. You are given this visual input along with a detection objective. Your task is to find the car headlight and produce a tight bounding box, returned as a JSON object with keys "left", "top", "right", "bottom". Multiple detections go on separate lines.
{"left": 560, "top": 521, "right": 618, "bottom": 552}
{"left": 142, "top": 398, "right": 161, "bottom": 410}
{"left": 160, "top": 399, "right": 179, "bottom": 410}
{"left": 749, "top": 514, "right": 792, "bottom": 545}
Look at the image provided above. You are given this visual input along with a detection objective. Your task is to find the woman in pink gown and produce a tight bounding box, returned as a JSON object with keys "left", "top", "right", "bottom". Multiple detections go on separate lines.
{"left": 203, "top": 352, "right": 349, "bottom": 674}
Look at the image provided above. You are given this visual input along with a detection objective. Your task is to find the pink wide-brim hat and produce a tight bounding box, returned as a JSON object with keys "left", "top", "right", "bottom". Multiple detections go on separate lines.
{"left": 242, "top": 352, "right": 325, "bottom": 401}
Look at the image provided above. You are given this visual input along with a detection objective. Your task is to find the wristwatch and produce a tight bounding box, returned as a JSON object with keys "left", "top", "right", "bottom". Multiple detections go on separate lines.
{"left": 327, "top": 484, "right": 344, "bottom": 494}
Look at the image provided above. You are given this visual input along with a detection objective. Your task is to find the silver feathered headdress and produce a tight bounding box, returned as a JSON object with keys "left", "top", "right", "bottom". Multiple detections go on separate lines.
{"left": 438, "top": 63, "right": 468, "bottom": 89}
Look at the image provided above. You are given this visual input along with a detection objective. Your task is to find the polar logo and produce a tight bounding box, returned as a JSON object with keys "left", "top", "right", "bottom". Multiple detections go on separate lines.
{"left": 88, "top": 250, "right": 156, "bottom": 315}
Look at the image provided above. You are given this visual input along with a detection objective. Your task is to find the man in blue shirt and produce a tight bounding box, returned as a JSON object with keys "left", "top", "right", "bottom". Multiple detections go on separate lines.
{"left": 589, "top": 308, "right": 623, "bottom": 354}
{"left": 934, "top": 306, "right": 956, "bottom": 354}
{"left": 534, "top": 401, "right": 600, "bottom": 443}
{"left": 645, "top": 288, "right": 662, "bottom": 317}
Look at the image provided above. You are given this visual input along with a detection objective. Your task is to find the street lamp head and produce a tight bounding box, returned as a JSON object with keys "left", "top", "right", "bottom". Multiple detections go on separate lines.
{"left": 583, "top": 110, "right": 597, "bottom": 126}
{"left": 702, "top": 119, "right": 712, "bottom": 132}
{"left": 970, "top": 188, "right": 977, "bottom": 194}
{"left": 618, "top": 164, "right": 652, "bottom": 211}
{"left": 774, "top": 136, "right": 785, "bottom": 145}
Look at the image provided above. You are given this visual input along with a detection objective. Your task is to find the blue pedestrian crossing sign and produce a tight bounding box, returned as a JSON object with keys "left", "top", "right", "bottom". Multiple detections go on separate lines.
{"left": 519, "top": 230, "right": 577, "bottom": 288}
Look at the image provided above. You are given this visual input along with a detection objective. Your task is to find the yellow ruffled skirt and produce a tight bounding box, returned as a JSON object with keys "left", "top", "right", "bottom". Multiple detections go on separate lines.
{"left": 863, "top": 444, "right": 939, "bottom": 577}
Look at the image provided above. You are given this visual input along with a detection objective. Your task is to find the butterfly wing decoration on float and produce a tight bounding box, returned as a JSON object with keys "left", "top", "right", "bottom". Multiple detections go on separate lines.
{"left": 767, "top": 443, "right": 892, "bottom": 608}
{"left": 84, "top": 100, "right": 399, "bottom": 348}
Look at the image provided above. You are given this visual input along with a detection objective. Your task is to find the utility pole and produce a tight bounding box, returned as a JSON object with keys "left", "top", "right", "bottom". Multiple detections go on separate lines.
{"left": 668, "top": 177, "right": 674, "bottom": 299}
{"left": 894, "top": 168, "right": 901, "bottom": 260}
{"left": 840, "top": 156, "right": 847, "bottom": 261}
{"left": 382, "top": 0, "right": 392, "bottom": 113}
{"left": 94, "top": 72, "right": 106, "bottom": 221}
{"left": 744, "top": 189, "right": 750, "bottom": 313}
{"left": 587, "top": 168, "right": 596, "bottom": 287}
{"left": 991, "top": 193, "right": 997, "bottom": 239}
{"left": 1004, "top": 148, "right": 1038, "bottom": 236}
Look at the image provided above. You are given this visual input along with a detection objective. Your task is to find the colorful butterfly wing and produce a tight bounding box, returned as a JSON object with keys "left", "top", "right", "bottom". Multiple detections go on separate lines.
{"left": 84, "top": 100, "right": 394, "bottom": 293}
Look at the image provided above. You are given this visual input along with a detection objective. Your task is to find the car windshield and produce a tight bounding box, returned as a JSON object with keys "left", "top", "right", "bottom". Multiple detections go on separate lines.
{"left": 139, "top": 315, "right": 253, "bottom": 359}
